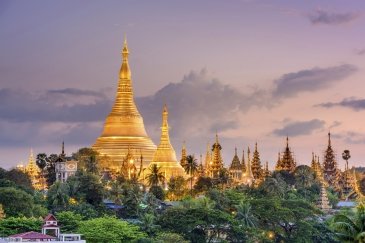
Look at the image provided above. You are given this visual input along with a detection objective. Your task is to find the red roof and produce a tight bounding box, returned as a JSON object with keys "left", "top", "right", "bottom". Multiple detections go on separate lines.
{"left": 44, "top": 214, "right": 57, "bottom": 222}
{"left": 9, "top": 231, "right": 56, "bottom": 240}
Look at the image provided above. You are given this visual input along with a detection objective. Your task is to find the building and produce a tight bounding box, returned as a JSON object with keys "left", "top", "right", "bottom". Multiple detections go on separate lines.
{"left": 55, "top": 142, "right": 78, "bottom": 183}
{"left": 93, "top": 38, "right": 157, "bottom": 170}
{"left": 251, "top": 143, "right": 263, "bottom": 182}
{"left": 149, "top": 104, "right": 185, "bottom": 181}
{"left": 275, "top": 137, "right": 296, "bottom": 173}
{"left": 229, "top": 148, "right": 242, "bottom": 182}
{"left": 4, "top": 214, "right": 84, "bottom": 242}
{"left": 317, "top": 183, "right": 332, "bottom": 212}
{"left": 241, "top": 147, "right": 254, "bottom": 186}
{"left": 17, "top": 149, "right": 43, "bottom": 190}
{"left": 208, "top": 134, "right": 224, "bottom": 179}
{"left": 323, "top": 132, "right": 341, "bottom": 188}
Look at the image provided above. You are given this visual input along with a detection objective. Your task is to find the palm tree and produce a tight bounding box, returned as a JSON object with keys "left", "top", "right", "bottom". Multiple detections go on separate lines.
{"left": 47, "top": 181, "right": 69, "bottom": 211}
{"left": 332, "top": 201, "right": 365, "bottom": 242}
{"left": 183, "top": 155, "right": 198, "bottom": 196}
{"left": 36, "top": 153, "right": 49, "bottom": 190}
{"left": 146, "top": 164, "right": 165, "bottom": 187}
{"left": 235, "top": 201, "right": 258, "bottom": 228}
{"left": 109, "top": 181, "right": 123, "bottom": 205}
{"left": 139, "top": 213, "right": 160, "bottom": 236}
{"left": 294, "top": 165, "right": 315, "bottom": 189}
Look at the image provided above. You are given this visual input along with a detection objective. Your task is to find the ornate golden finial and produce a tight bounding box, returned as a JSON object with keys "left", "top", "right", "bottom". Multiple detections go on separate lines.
{"left": 215, "top": 132, "right": 219, "bottom": 144}
{"left": 235, "top": 147, "right": 237, "bottom": 156}
{"left": 120, "top": 35, "right": 131, "bottom": 80}
{"left": 286, "top": 136, "right": 289, "bottom": 148}
{"left": 255, "top": 142, "right": 258, "bottom": 152}
{"left": 247, "top": 146, "right": 251, "bottom": 161}
{"left": 328, "top": 131, "right": 331, "bottom": 147}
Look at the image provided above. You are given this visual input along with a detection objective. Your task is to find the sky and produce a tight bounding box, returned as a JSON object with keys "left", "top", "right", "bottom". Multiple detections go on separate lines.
{"left": 1, "top": 0, "right": 365, "bottom": 170}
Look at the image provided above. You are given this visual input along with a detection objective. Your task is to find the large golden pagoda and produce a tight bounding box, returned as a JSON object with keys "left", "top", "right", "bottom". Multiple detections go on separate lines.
{"left": 93, "top": 38, "right": 156, "bottom": 169}
{"left": 149, "top": 104, "right": 185, "bottom": 180}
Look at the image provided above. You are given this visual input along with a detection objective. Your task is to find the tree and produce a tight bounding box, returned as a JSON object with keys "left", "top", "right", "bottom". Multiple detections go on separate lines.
{"left": 4, "top": 169, "right": 33, "bottom": 193}
{"left": 217, "top": 168, "right": 230, "bottom": 189}
{"left": 108, "top": 181, "right": 123, "bottom": 205}
{"left": 85, "top": 155, "right": 99, "bottom": 175}
{"left": 56, "top": 211, "right": 83, "bottom": 233}
{"left": 235, "top": 201, "right": 257, "bottom": 228}
{"left": 183, "top": 155, "right": 198, "bottom": 196}
{"left": 139, "top": 213, "right": 160, "bottom": 236}
{"left": 47, "top": 181, "right": 70, "bottom": 211}
{"left": 78, "top": 217, "right": 146, "bottom": 243}
{"left": 155, "top": 232, "right": 189, "bottom": 243}
{"left": 167, "top": 176, "right": 186, "bottom": 200}
{"left": 331, "top": 201, "right": 365, "bottom": 242}
{"left": 0, "top": 217, "right": 42, "bottom": 237}
{"left": 194, "top": 176, "right": 213, "bottom": 194}
{"left": 258, "top": 177, "right": 286, "bottom": 198}
{"left": 150, "top": 185, "right": 165, "bottom": 201}
{"left": 36, "top": 153, "right": 48, "bottom": 186}
{"left": 120, "top": 182, "right": 143, "bottom": 218}
{"left": 0, "top": 187, "right": 34, "bottom": 217}
{"left": 294, "top": 165, "right": 315, "bottom": 189}
{"left": 76, "top": 171, "right": 104, "bottom": 207}
{"left": 146, "top": 164, "right": 165, "bottom": 187}
{"left": 46, "top": 154, "right": 58, "bottom": 187}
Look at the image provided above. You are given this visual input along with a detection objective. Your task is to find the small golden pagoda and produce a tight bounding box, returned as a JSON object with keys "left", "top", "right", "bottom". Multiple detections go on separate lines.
{"left": 275, "top": 137, "right": 296, "bottom": 172}
{"left": 241, "top": 147, "right": 254, "bottom": 186}
{"left": 204, "top": 142, "right": 212, "bottom": 175}
{"left": 263, "top": 161, "right": 271, "bottom": 179}
{"left": 251, "top": 142, "right": 263, "bottom": 182}
{"left": 25, "top": 149, "right": 42, "bottom": 190}
{"left": 93, "top": 38, "right": 156, "bottom": 169}
{"left": 317, "top": 182, "right": 332, "bottom": 212}
{"left": 209, "top": 134, "right": 224, "bottom": 179}
{"left": 180, "top": 141, "right": 187, "bottom": 168}
{"left": 149, "top": 104, "right": 185, "bottom": 181}
{"left": 229, "top": 147, "right": 242, "bottom": 182}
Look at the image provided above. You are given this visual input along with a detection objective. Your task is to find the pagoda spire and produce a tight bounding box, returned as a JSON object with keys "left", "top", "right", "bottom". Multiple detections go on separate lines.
{"left": 229, "top": 147, "right": 242, "bottom": 182}
{"left": 150, "top": 104, "right": 185, "bottom": 180}
{"left": 204, "top": 142, "right": 212, "bottom": 175}
{"left": 210, "top": 133, "right": 223, "bottom": 178}
{"left": 241, "top": 146, "right": 254, "bottom": 185}
{"left": 251, "top": 142, "right": 263, "bottom": 181}
{"left": 328, "top": 132, "right": 331, "bottom": 147}
{"left": 241, "top": 149, "right": 246, "bottom": 173}
{"left": 180, "top": 141, "right": 187, "bottom": 167}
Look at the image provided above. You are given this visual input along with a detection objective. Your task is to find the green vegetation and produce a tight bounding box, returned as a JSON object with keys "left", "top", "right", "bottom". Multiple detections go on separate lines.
{"left": 0, "top": 152, "right": 364, "bottom": 242}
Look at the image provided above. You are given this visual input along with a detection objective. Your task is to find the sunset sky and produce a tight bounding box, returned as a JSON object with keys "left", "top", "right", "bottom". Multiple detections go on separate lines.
{"left": 1, "top": 0, "right": 365, "bottom": 169}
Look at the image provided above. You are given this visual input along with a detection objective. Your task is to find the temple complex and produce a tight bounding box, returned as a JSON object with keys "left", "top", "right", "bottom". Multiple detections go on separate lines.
{"left": 275, "top": 137, "right": 296, "bottom": 172}
{"left": 149, "top": 105, "right": 185, "bottom": 180}
{"left": 92, "top": 38, "right": 156, "bottom": 170}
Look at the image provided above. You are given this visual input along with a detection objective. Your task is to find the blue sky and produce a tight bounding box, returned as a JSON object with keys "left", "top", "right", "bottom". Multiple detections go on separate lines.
{"left": 1, "top": 0, "right": 365, "bottom": 169}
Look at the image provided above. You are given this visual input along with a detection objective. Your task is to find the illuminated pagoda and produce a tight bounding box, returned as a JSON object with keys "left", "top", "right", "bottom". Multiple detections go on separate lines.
{"left": 204, "top": 142, "right": 212, "bottom": 175}
{"left": 251, "top": 142, "right": 263, "bottom": 182}
{"left": 241, "top": 149, "right": 246, "bottom": 173}
{"left": 229, "top": 147, "right": 242, "bottom": 182}
{"left": 24, "top": 149, "right": 42, "bottom": 190}
{"left": 180, "top": 141, "right": 187, "bottom": 168}
{"left": 93, "top": 38, "right": 156, "bottom": 170}
{"left": 197, "top": 154, "right": 205, "bottom": 177}
{"left": 149, "top": 104, "right": 185, "bottom": 181}
{"left": 317, "top": 182, "right": 332, "bottom": 212}
{"left": 209, "top": 133, "right": 224, "bottom": 178}
{"left": 322, "top": 132, "right": 340, "bottom": 188}
{"left": 275, "top": 137, "right": 296, "bottom": 172}
{"left": 311, "top": 153, "right": 324, "bottom": 183}
{"left": 263, "top": 161, "right": 271, "bottom": 178}
{"left": 241, "top": 147, "right": 254, "bottom": 186}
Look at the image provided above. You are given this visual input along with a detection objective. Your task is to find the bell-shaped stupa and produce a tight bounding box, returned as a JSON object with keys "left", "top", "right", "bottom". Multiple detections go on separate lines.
{"left": 93, "top": 38, "right": 156, "bottom": 169}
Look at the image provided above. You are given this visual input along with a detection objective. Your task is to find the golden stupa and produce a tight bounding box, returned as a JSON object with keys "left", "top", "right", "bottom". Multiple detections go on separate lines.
{"left": 92, "top": 38, "right": 156, "bottom": 169}
{"left": 149, "top": 104, "right": 185, "bottom": 180}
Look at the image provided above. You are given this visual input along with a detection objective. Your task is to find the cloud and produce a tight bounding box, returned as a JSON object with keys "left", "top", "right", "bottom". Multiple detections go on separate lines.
{"left": 355, "top": 49, "right": 365, "bottom": 56}
{"left": 0, "top": 88, "right": 111, "bottom": 122}
{"left": 136, "top": 69, "right": 261, "bottom": 139}
{"left": 308, "top": 10, "right": 360, "bottom": 25}
{"left": 272, "top": 64, "right": 357, "bottom": 99}
{"left": 317, "top": 97, "right": 365, "bottom": 111}
{"left": 272, "top": 119, "right": 325, "bottom": 137}
{"left": 334, "top": 131, "right": 365, "bottom": 145}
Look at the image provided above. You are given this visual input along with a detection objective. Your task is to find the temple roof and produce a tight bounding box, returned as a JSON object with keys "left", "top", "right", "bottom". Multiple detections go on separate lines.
{"left": 229, "top": 148, "right": 241, "bottom": 170}
{"left": 8, "top": 231, "right": 55, "bottom": 240}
